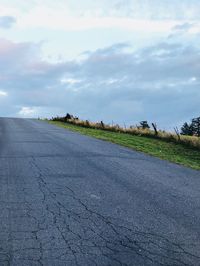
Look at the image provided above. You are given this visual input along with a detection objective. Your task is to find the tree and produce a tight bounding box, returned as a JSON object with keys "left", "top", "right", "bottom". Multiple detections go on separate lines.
{"left": 191, "top": 117, "right": 200, "bottom": 137}
{"left": 181, "top": 117, "right": 200, "bottom": 136}
{"left": 65, "top": 113, "right": 72, "bottom": 120}
{"left": 139, "top": 121, "right": 150, "bottom": 129}
{"left": 181, "top": 122, "right": 193, "bottom": 136}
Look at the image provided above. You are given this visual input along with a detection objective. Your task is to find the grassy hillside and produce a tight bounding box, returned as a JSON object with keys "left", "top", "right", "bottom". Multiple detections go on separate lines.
{"left": 48, "top": 120, "right": 200, "bottom": 171}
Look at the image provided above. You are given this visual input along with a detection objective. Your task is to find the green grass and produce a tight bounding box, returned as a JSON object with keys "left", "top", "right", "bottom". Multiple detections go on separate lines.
{"left": 48, "top": 120, "right": 200, "bottom": 171}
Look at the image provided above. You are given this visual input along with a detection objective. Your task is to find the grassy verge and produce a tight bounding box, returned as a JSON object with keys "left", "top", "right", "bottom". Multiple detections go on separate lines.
{"left": 48, "top": 120, "right": 200, "bottom": 171}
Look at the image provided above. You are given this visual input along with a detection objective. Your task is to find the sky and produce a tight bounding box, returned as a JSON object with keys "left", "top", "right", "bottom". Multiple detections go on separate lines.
{"left": 0, "top": 0, "right": 200, "bottom": 129}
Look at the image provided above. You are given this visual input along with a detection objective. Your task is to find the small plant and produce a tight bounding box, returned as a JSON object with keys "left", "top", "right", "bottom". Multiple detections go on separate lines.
{"left": 174, "top": 127, "right": 181, "bottom": 141}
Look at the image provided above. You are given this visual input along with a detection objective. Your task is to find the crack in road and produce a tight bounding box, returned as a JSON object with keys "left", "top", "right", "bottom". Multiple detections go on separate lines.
{"left": 2, "top": 156, "right": 195, "bottom": 266}
{"left": 0, "top": 118, "right": 200, "bottom": 266}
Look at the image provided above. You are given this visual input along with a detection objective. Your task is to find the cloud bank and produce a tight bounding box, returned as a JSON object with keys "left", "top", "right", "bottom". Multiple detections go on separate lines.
{"left": 0, "top": 27, "right": 199, "bottom": 129}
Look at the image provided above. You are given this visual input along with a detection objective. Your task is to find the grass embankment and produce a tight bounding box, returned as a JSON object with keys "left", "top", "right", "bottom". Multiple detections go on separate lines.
{"left": 48, "top": 120, "right": 200, "bottom": 171}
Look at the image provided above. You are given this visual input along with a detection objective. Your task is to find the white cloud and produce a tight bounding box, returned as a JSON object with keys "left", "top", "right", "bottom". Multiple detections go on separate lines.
{"left": 1, "top": 0, "right": 200, "bottom": 33}
{"left": 18, "top": 106, "right": 37, "bottom": 117}
{"left": 188, "top": 24, "right": 200, "bottom": 34}
{"left": 60, "top": 78, "right": 81, "bottom": 85}
{"left": 10, "top": 0, "right": 200, "bottom": 20}
{"left": 0, "top": 90, "right": 7, "bottom": 96}
{"left": 17, "top": 10, "right": 177, "bottom": 32}
{"left": 2, "top": 1, "right": 197, "bottom": 32}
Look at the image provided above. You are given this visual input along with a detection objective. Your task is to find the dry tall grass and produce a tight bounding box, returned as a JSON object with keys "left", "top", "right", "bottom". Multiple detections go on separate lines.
{"left": 51, "top": 116, "right": 200, "bottom": 150}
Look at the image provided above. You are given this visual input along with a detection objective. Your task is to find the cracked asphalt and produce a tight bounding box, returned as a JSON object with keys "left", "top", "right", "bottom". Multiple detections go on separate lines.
{"left": 0, "top": 118, "right": 200, "bottom": 266}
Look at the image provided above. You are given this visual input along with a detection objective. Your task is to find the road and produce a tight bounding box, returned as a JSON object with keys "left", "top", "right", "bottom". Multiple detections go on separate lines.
{"left": 0, "top": 118, "right": 200, "bottom": 266}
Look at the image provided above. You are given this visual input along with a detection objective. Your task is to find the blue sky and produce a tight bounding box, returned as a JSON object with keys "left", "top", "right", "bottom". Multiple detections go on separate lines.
{"left": 0, "top": 0, "right": 199, "bottom": 129}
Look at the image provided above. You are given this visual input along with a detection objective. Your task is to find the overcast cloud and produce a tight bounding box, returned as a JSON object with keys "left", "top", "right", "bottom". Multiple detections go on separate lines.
{"left": 0, "top": 0, "right": 199, "bottom": 129}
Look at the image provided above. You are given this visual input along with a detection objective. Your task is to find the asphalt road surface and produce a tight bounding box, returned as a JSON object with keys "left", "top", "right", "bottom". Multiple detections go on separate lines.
{"left": 0, "top": 118, "right": 200, "bottom": 266}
